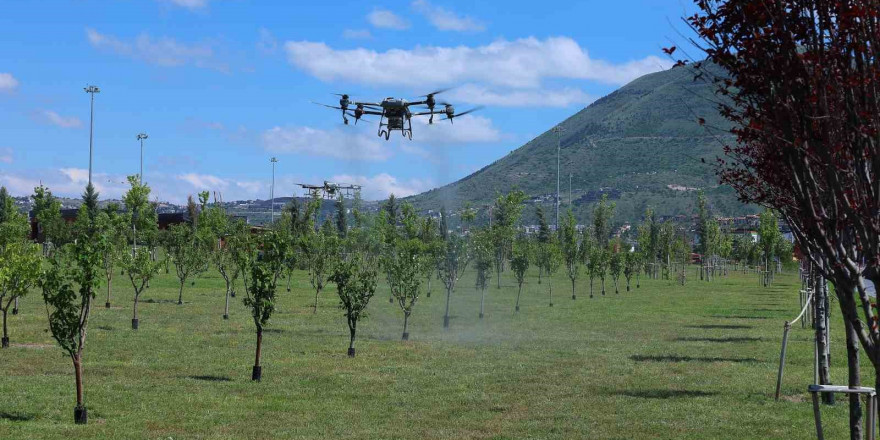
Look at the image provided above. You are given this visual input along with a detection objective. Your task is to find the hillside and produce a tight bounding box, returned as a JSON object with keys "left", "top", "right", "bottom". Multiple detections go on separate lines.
{"left": 405, "top": 64, "right": 756, "bottom": 225}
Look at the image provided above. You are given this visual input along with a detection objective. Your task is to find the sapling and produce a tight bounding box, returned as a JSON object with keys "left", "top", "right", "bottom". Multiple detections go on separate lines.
{"left": 330, "top": 253, "right": 377, "bottom": 357}
{"left": 303, "top": 224, "right": 337, "bottom": 313}
{"left": 560, "top": 210, "right": 580, "bottom": 300}
{"left": 0, "top": 241, "right": 41, "bottom": 347}
{"left": 609, "top": 242, "right": 623, "bottom": 294}
{"left": 165, "top": 223, "right": 208, "bottom": 305}
{"left": 473, "top": 228, "right": 493, "bottom": 319}
{"left": 123, "top": 247, "right": 161, "bottom": 329}
{"left": 40, "top": 184, "right": 102, "bottom": 424}
{"left": 540, "top": 239, "right": 562, "bottom": 307}
{"left": 623, "top": 251, "right": 639, "bottom": 292}
{"left": 240, "top": 230, "right": 288, "bottom": 381}
{"left": 510, "top": 237, "right": 530, "bottom": 312}
{"left": 438, "top": 234, "right": 470, "bottom": 328}
{"left": 384, "top": 239, "right": 426, "bottom": 340}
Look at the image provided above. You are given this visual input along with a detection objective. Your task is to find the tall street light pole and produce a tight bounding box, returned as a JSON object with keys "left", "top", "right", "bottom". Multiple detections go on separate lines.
{"left": 84, "top": 85, "right": 100, "bottom": 186}
{"left": 270, "top": 157, "right": 278, "bottom": 224}
{"left": 552, "top": 125, "right": 565, "bottom": 232}
{"left": 137, "top": 133, "right": 148, "bottom": 185}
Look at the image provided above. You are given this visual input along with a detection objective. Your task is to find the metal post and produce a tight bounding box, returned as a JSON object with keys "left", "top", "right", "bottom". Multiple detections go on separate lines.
{"left": 812, "top": 390, "right": 824, "bottom": 440}
{"left": 552, "top": 125, "right": 564, "bottom": 232}
{"left": 269, "top": 157, "right": 278, "bottom": 224}
{"left": 775, "top": 322, "right": 791, "bottom": 401}
{"left": 137, "top": 133, "right": 148, "bottom": 185}
{"left": 84, "top": 85, "right": 100, "bottom": 186}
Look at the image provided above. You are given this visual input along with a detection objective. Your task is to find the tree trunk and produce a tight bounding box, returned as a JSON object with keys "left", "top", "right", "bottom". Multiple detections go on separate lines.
{"left": 479, "top": 287, "right": 485, "bottom": 319}
{"left": 73, "top": 353, "right": 86, "bottom": 424}
{"left": 252, "top": 327, "right": 263, "bottom": 381}
{"left": 538, "top": 267, "right": 542, "bottom": 284}
{"left": 426, "top": 276, "right": 432, "bottom": 298}
{"left": 571, "top": 278, "right": 576, "bottom": 300}
{"left": 402, "top": 312, "right": 410, "bottom": 340}
{"left": 132, "top": 293, "right": 140, "bottom": 330}
{"left": 815, "top": 275, "right": 833, "bottom": 404}
{"left": 286, "top": 272, "right": 292, "bottom": 292}
{"left": 589, "top": 278, "right": 594, "bottom": 298}
{"left": 515, "top": 283, "right": 522, "bottom": 312}
{"left": 636, "top": 272, "right": 640, "bottom": 288}
{"left": 845, "top": 318, "right": 864, "bottom": 440}
{"left": 601, "top": 277, "right": 606, "bottom": 296}
{"left": 549, "top": 283, "right": 553, "bottom": 307}
{"left": 613, "top": 278, "right": 619, "bottom": 294}
{"left": 106, "top": 276, "right": 112, "bottom": 308}
{"left": 314, "top": 288, "right": 320, "bottom": 313}
{"left": 224, "top": 284, "right": 230, "bottom": 320}
{"left": 178, "top": 281, "right": 184, "bottom": 305}
{"left": 348, "top": 324, "right": 356, "bottom": 357}
{"left": 443, "top": 287, "right": 452, "bottom": 328}
{"left": 2, "top": 307, "right": 8, "bottom": 348}
{"left": 626, "top": 277, "right": 631, "bottom": 292}
{"left": 496, "top": 266, "right": 501, "bottom": 289}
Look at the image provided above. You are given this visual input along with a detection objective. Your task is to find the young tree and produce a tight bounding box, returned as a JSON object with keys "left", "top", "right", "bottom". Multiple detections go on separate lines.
{"left": 510, "top": 236, "right": 531, "bottom": 312}
{"left": 0, "top": 242, "right": 41, "bottom": 347}
{"left": 560, "top": 209, "right": 580, "bottom": 300}
{"left": 597, "top": 247, "right": 610, "bottom": 296}
{"left": 331, "top": 253, "right": 377, "bottom": 357}
{"left": 240, "top": 229, "right": 289, "bottom": 381}
{"left": 535, "top": 204, "right": 551, "bottom": 284}
{"left": 31, "top": 184, "right": 69, "bottom": 250}
{"left": 587, "top": 246, "right": 603, "bottom": 298}
{"left": 609, "top": 240, "right": 623, "bottom": 294}
{"left": 623, "top": 251, "right": 639, "bottom": 292}
{"left": 302, "top": 222, "right": 337, "bottom": 313}
{"left": 96, "top": 203, "right": 126, "bottom": 309}
{"left": 758, "top": 210, "right": 781, "bottom": 287}
{"left": 384, "top": 236, "right": 428, "bottom": 340}
{"left": 165, "top": 223, "right": 208, "bottom": 305}
{"left": 541, "top": 239, "right": 562, "bottom": 307}
{"left": 473, "top": 228, "right": 493, "bottom": 319}
{"left": 592, "top": 194, "right": 615, "bottom": 249}
{"left": 122, "top": 247, "right": 161, "bottom": 329}
{"left": 637, "top": 208, "right": 659, "bottom": 279}
{"left": 335, "top": 193, "right": 347, "bottom": 238}
{"left": 40, "top": 184, "right": 102, "bottom": 424}
{"left": 438, "top": 234, "right": 470, "bottom": 328}
{"left": 490, "top": 190, "right": 527, "bottom": 289}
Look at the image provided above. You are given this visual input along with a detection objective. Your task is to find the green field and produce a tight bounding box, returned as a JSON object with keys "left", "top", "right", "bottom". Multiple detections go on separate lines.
{"left": 0, "top": 265, "right": 861, "bottom": 439}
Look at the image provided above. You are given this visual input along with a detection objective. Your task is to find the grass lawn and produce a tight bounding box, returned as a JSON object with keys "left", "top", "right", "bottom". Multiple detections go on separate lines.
{"left": 0, "top": 264, "right": 862, "bottom": 439}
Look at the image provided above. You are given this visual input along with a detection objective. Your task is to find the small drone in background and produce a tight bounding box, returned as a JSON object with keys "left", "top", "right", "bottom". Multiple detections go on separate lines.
{"left": 312, "top": 89, "right": 483, "bottom": 140}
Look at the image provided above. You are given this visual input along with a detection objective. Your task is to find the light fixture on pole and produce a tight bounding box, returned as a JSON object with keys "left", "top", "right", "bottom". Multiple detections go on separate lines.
{"left": 84, "top": 85, "right": 100, "bottom": 186}
{"left": 270, "top": 157, "right": 278, "bottom": 224}
{"left": 136, "top": 133, "right": 148, "bottom": 184}
{"left": 552, "top": 125, "right": 565, "bottom": 232}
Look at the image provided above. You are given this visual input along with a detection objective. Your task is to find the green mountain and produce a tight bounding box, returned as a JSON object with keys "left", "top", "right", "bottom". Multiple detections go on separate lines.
{"left": 405, "top": 65, "right": 756, "bottom": 225}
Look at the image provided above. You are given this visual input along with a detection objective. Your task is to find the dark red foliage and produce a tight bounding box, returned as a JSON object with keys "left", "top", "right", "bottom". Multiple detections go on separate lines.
{"left": 683, "top": 0, "right": 880, "bottom": 367}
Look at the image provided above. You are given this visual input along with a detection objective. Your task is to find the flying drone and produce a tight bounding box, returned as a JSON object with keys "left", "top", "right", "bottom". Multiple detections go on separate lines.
{"left": 312, "top": 89, "right": 483, "bottom": 140}
{"left": 298, "top": 181, "right": 362, "bottom": 199}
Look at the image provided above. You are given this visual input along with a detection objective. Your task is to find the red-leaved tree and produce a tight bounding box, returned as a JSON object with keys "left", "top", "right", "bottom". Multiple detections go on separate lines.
{"left": 679, "top": 1, "right": 878, "bottom": 438}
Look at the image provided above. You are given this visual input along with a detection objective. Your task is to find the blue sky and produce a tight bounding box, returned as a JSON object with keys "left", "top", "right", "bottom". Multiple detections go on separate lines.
{"left": 0, "top": 0, "right": 694, "bottom": 203}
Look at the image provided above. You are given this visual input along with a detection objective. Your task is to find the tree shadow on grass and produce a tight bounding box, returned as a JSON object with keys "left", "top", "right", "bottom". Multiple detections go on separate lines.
{"left": 618, "top": 390, "right": 719, "bottom": 399}
{"left": 143, "top": 299, "right": 182, "bottom": 304}
{"left": 185, "top": 375, "right": 233, "bottom": 382}
{"left": 630, "top": 355, "right": 760, "bottom": 363}
{"left": 710, "top": 315, "right": 770, "bottom": 320}
{"left": 262, "top": 328, "right": 286, "bottom": 334}
{"left": 675, "top": 337, "right": 763, "bottom": 343}
{"left": 0, "top": 412, "right": 35, "bottom": 422}
{"left": 685, "top": 324, "right": 754, "bottom": 330}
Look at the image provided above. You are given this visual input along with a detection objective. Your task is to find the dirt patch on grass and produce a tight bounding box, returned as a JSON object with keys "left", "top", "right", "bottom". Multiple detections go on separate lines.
{"left": 13, "top": 343, "right": 54, "bottom": 349}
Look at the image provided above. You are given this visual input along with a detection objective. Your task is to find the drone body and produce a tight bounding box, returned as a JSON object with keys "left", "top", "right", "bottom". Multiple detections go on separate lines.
{"left": 313, "top": 90, "right": 481, "bottom": 141}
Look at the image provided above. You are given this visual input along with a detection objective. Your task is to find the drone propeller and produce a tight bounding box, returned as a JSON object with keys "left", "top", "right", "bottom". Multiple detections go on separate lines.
{"left": 312, "top": 101, "right": 344, "bottom": 110}
{"left": 346, "top": 111, "right": 372, "bottom": 124}
{"left": 440, "top": 106, "right": 484, "bottom": 123}
{"left": 420, "top": 87, "right": 452, "bottom": 97}
{"left": 333, "top": 93, "right": 350, "bottom": 99}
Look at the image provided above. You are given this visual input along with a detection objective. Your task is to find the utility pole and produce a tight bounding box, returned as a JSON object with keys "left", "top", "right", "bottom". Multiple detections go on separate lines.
{"left": 84, "top": 85, "right": 100, "bottom": 186}
{"left": 552, "top": 125, "right": 565, "bottom": 232}
{"left": 137, "top": 133, "right": 148, "bottom": 184}
{"left": 270, "top": 157, "right": 278, "bottom": 224}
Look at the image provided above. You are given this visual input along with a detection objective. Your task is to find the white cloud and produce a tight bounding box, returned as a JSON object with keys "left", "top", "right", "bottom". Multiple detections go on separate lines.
{"left": 330, "top": 173, "right": 433, "bottom": 200}
{"left": 86, "top": 28, "right": 226, "bottom": 72}
{"left": 42, "top": 110, "right": 83, "bottom": 128}
{"left": 262, "top": 126, "right": 392, "bottom": 161}
{"left": 409, "top": 114, "right": 500, "bottom": 144}
{"left": 448, "top": 84, "right": 594, "bottom": 107}
{"left": 257, "top": 27, "right": 278, "bottom": 54}
{"left": 0, "top": 148, "right": 13, "bottom": 164}
{"left": 411, "top": 0, "right": 484, "bottom": 32}
{"left": 177, "top": 173, "right": 229, "bottom": 190}
{"left": 367, "top": 9, "right": 410, "bottom": 30}
{"left": 0, "top": 73, "right": 18, "bottom": 93}
{"left": 163, "top": 0, "right": 209, "bottom": 10}
{"left": 342, "top": 29, "right": 373, "bottom": 40}
{"left": 285, "top": 37, "right": 670, "bottom": 88}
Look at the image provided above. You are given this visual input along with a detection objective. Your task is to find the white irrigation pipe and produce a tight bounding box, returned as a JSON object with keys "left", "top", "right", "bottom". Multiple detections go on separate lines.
{"left": 775, "top": 289, "right": 814, "bottom": 401}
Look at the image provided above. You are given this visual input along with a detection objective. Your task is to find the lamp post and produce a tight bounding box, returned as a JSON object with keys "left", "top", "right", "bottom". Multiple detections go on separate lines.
{"left": 270, "top": 157, "right": 278, "bottom": 224}
{"left": 84, "top": 85, "right": 100, "bottom": 186}
{"left": 552, "top": 125, "right": 565, "bottom": 232}
{"left": 136, "top": 133, "right": 148, "bottom": 184}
